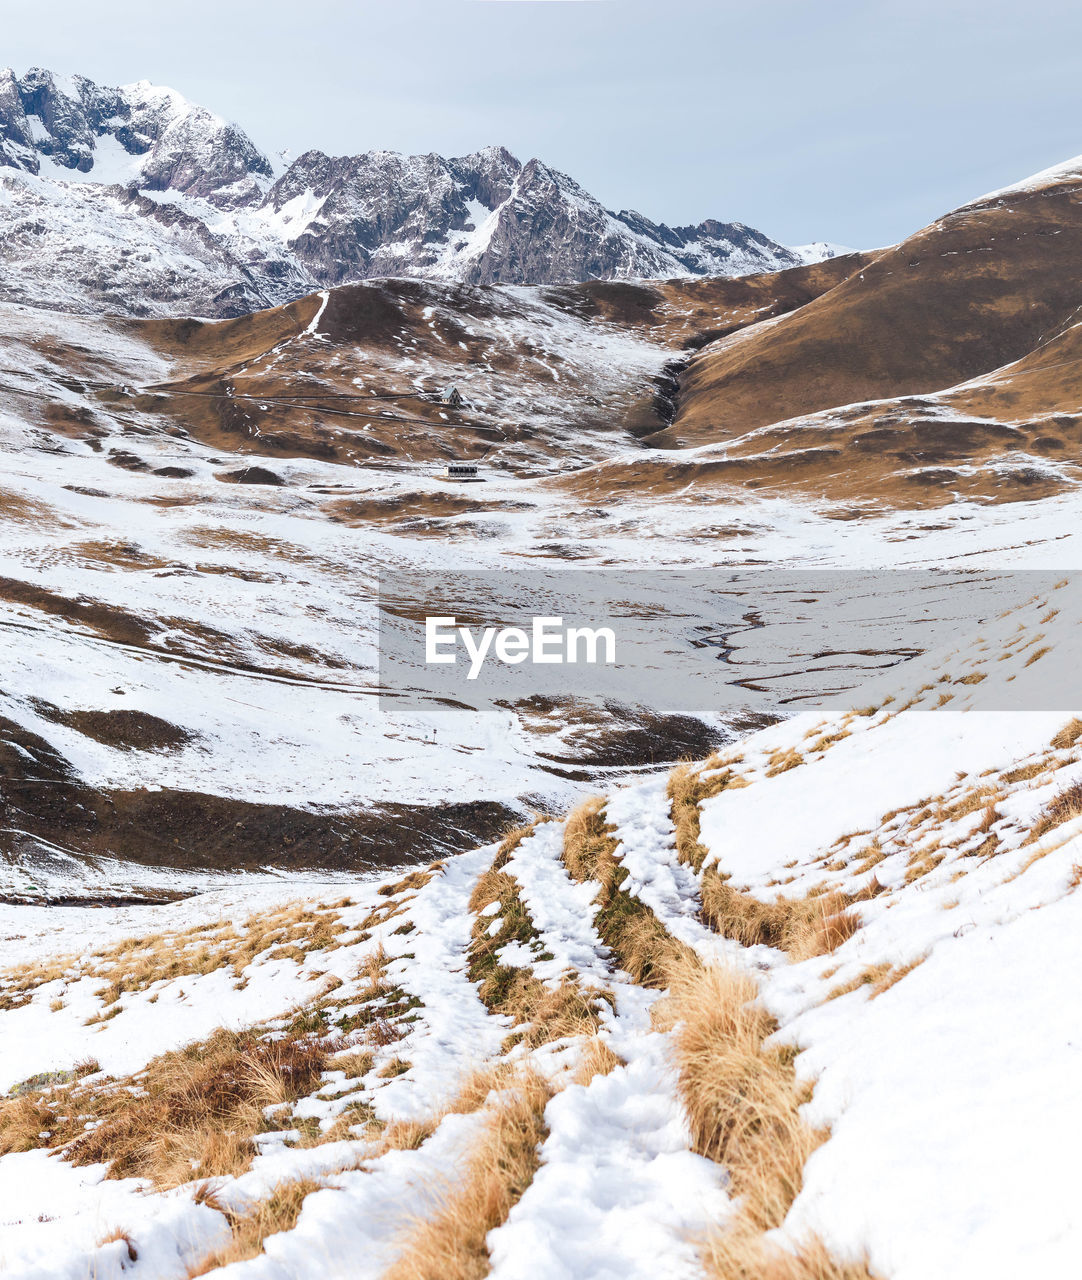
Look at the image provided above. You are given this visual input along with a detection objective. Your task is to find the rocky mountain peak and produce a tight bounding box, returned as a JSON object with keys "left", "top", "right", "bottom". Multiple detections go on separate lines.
{"left": 0, "top": 67, "right": 839, "bottom": 317}
{"left": 0, "top": 67, "right": 273, "bottom": 205}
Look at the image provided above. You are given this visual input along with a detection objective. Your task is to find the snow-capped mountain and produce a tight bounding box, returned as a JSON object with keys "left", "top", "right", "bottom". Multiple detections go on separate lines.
{"left": 0, "top": 67, "right": 272, "bottom": 203}
{"left": 0, "top": 67, "right": 835, "bottom": 316}
{"left": 264, "top": 146, "right": 816, "bottom": 288}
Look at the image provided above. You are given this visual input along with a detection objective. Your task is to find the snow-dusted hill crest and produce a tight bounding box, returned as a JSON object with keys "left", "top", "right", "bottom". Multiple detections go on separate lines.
{"left": 0, "top": 66, "right": 836, "bottom": 317}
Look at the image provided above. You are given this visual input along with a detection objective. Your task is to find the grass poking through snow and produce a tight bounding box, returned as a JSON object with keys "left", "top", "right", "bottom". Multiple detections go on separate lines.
{"left": 657, "top": 957, "right": 878, "bottom": 1278}
{"left": 189, "top": 1179, "right": 324, "bottom": 1276}
{"left": 0, "top": 1029, "right": 327, "bottom": 1188}
{"left": 384, "top": 1068, "right": 553, "bottom": 1280}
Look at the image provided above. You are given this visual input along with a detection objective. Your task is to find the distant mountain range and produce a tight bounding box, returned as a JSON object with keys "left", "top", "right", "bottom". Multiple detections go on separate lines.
{"left": 0, "top": 67, "right": 841, "bottom": 317}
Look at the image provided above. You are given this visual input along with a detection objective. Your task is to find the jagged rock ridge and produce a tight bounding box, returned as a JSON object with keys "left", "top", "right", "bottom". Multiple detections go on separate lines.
{"left": 0, "top": 67, "right": 838, "bottom": 316}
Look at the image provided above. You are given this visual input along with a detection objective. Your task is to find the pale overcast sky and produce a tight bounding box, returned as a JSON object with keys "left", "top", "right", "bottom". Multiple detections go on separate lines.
{"left": 5, "top": 0, "right": 1082, "bottom": 248}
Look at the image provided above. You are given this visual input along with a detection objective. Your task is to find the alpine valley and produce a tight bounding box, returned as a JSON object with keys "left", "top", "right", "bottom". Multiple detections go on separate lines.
{"left": 0, "top": 60, "right": 1080, "bottom": 1280}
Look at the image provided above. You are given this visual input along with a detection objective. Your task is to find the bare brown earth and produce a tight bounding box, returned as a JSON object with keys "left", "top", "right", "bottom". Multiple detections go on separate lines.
{"left": 0, "top": 712, "right": 517, "bottom": 887}
{"left": 542, "top": 258, "right": 872, "bottom": 348}
{"left": 667, "top": 180, "right": 1082, "bottom": 441}
{"left": 557, "top": 391, "right": 1080, "bottom": 511}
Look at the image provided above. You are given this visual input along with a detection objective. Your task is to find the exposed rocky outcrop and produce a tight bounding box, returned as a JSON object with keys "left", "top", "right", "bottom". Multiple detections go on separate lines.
{"left": 0, "top": 66, "right": 838, "bottom": 317}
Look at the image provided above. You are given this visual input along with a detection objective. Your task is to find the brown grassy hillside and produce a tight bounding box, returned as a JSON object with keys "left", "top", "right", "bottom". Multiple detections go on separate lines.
{"left": 121, "top": 266, "right": 872, "bottom": 472}
{"left": 551, "top": 166, "right": 1082, "bottom": 509}
{"left": 656, "top": 174, "right": 1082, "bottom": 451}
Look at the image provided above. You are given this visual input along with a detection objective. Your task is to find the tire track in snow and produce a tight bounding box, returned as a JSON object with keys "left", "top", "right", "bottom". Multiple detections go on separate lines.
{"left": 486, "top": 810, "right": 731, "bottom": 1280}
{"left": 607, "top": 777, "right": 774, "bottom": 969}
{"left": 369, "top": 844, "right": 513, "bottom": 1122}
{"left": 499, "top": 820, "right": 613, "bottom": 989}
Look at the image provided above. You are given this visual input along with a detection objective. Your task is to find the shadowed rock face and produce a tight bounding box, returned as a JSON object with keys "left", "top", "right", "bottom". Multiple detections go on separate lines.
{"left": 0, "top": 67, "right": 834, "bottom": 318}
{"left": 272, "top": 147, "right": 807, "bottom": 289}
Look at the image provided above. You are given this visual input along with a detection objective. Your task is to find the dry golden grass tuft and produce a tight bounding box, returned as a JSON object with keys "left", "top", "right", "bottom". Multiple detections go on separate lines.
{"left": 827, "top": 954, "right": 927, "bottom": 1002}
{"left": 941, "top": 783, "right": 1001, "bottom": 823}
{"left": 0, "top": 1029, "right": 327, "bottom": 1188}
{"left": 188, "top": 1178, "right": 324, "bottom": 1276}
{"left": 561, "top": 795, "right": 617, "bottom": 884}
{"left": 668, "top": 761, "right": 742, "bottom": 871}
{"left": 826, "top": 964, "right": 892, "bottom": 1001}
{"left": 607, "top": 907, "right": 688, "bottom": 986}
{"left": 378, "top": 1116, "right": 439, "bottom": 1153}
{"left": 1001, "top": 757, "right": 1053, "bottom": 784}
{"left": 97, "top": 1227, "right": 138, "bottom": 1262}
{"left": 384, "top": 1068, "right": 553, "bottom": 1280}
{"left": 700, "top": 868, "right": 858, "bottom": 961}
{"left": 357, "top": 943, "right": 390, "bottom": 998}
{"left": 904, "top": 847, "right": 945, "bottom": 884}
{"left": 492, "top": 819, "right": 545, "bottom": 870}
{"left": 668, "top": 763, "right": 713, "bottom": 871}
{"left": 657, "top": 958, "right": 879, "bottom": 1278}
{"left": 853, "top": 841, "right": 885, "bottom": 874}
{"left": 1024, "top": 779, "right": 1082, "bottom": 846}
{"left": 490, "top": 971, "right": 604, "bottom": 1053}
{"left": 377, "top": 1057, "right": 413, "bottom": 1079}
{"left": 332, "top": 1049, "right": 375, "bottom": 1079}
{"left": 80, "top": 1031, "right": 327, "bottom": 1185}
{"left": 573, "top": 1036, "right": 621, "bottom": 1085}
{"left": 0, "top": 955, "right": 78, "bottom": 1004}
{"left": 702, "top": 1228, "right": 879, "bottom": 1280}
{"left": 874, "top": 955, "right": 929, "bottom": 994}
{"left": 805, "top": 728, "right": 851, "bottom": 754}
{"left": 975, "top": 801, "right": 999, "bottom": 835}
{"left": 766, "top": 748, "right": 805, "bottom": 778}
{"left": 513, "top": 980, "right": 609, "bottom": 1048}
{"left": 1051, "top": 718, "right": 1082, "bottom": 750}
{"left": 659, "top": 959, "right": 816, "bottom": 1229}
{"left": 377, "top": 869, "right": 435, "bottom": 898}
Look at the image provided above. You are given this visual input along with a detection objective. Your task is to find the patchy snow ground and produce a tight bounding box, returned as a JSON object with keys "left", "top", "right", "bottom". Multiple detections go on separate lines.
{"left": 5, "top": 293, "right": 1082, "bottom": 900}
{"left": 2, "top": 273, "right": 1082, "bottom": 1277}
{"left": 6, "top": 295, "right": 1082, "bottom": 898}
{"left": 1, "top": 579, "right": 1081, "bottom": 1276}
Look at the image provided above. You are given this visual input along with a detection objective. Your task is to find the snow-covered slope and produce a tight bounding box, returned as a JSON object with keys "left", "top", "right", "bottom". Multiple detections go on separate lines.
{"left": 3, "top": 257, "right": 1082, "bottom": 907}
{"left": 0, "top": 67, "right": 834, "bottom": 317}
{"left": 1, "top": 584, "right": 1080, "bottom": 1278}
{"left": 4, "top": 127, "right": 1082, "bottom": 1275}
